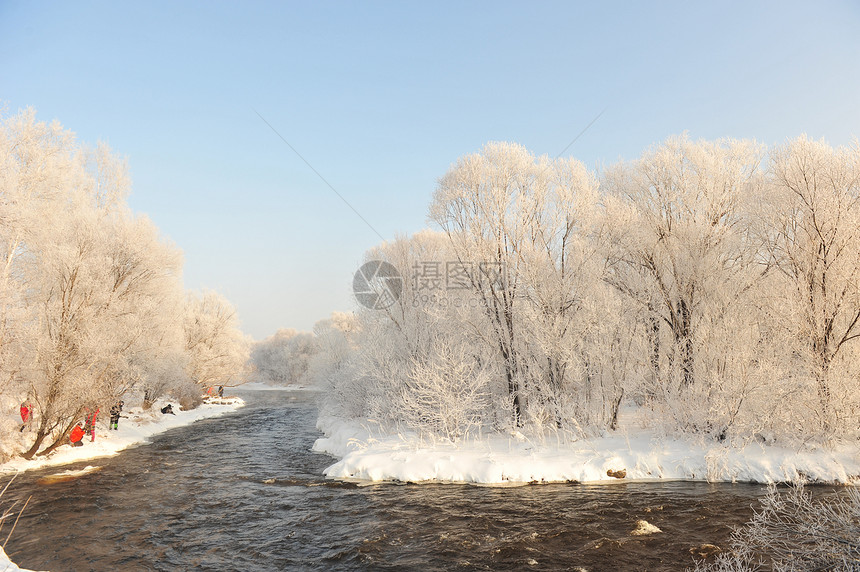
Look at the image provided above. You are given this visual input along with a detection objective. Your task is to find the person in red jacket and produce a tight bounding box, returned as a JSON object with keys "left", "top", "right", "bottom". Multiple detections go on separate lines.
{"left": 69, "top": 422, "right": 85, "bottom": 447}
{"left": 19, "top": 402, "right": 32, "bottom": 432}
{"left": 83, "top": 407, "right": 99, "bottom": 442}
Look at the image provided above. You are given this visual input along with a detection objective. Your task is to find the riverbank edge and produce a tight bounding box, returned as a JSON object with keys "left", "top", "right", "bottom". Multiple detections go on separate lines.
{"left": 313, "top": 415, "right": 860, "bottom": 486}
{"left": 0, "top": 397, "right": 245, "bottom": 476}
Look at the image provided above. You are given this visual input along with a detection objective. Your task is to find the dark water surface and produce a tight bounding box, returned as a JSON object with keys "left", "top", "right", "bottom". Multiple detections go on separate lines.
{"left": 4, "top": 390, "right": 780, "bottom": 571}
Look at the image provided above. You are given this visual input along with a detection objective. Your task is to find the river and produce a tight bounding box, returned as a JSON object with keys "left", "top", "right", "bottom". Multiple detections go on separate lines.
{"left": 3, "top": 390, "right": 783, "bottom": 571}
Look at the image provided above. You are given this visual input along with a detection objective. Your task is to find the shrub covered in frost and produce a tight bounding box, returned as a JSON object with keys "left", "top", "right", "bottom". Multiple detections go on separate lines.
{"left": 693, "top": 484, "right": 860, "bottom": 571}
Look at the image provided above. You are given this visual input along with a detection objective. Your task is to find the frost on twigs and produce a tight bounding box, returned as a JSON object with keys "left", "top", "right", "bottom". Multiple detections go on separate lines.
{"left": 689, "top": 544, "right": 721, "bottom": 559}
{"left": 693, "top": 484, "right": 860, "bottom": 571}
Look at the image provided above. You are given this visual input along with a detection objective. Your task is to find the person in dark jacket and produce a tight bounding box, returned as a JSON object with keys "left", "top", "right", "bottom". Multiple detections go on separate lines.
{"left": 109, "top": 400, "right": 124, "bottom": 430}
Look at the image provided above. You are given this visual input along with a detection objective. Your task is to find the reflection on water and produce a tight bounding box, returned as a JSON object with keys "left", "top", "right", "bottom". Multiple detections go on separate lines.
{"left": 2, "top": 391, "right": 795, "bottom": 571}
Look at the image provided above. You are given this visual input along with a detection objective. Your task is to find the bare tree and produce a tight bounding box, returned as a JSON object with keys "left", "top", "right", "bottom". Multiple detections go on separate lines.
{"left": 184, "top": 290, "right": 250, "bottom": 397}
{"left": 603, "top": 135, "right": 766, "bottom": 435}
{"left": 762, "top": 136, "right": 860, "bottom": 433}
{"left": 430, "top": 143, "right": 540, "bottom": 424}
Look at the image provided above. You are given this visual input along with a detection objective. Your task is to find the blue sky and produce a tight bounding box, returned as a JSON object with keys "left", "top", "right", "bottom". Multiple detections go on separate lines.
{"left": 2, "top": 1, "right": 859, "bottom": 339}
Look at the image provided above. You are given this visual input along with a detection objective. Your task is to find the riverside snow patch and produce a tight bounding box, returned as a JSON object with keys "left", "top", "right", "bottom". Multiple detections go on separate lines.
{"left": 1, "top": 397, "right": 245, "bottom": 475}
{"left": 313, "top": 416, "right": 860, "bottom": 485}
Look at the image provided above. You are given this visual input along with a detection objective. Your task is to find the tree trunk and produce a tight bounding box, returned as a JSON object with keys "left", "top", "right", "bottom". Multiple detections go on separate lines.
{"left": 21, "top": 431, "right": 47, "bottom": 460}
{"left": 609, "top": 387, "right": 624, "bottom": 431}
{"left": 21, "top": 416, "right": 52, "bottom": 459}
{"left": 648, "top": 314, "right": 660, "bottom": 375}
{"left": 816, "top": 359, "right": 831, "bottom": 431}
{"left": 678, "top": 299, "right": 694, "bottom": 388}
{"left": 505, "top": 365, "right": 522, "bottom": 427}
{"left": 37, "top": 422, "right": 75, "bottom": 457}
{"left": 143, "top": 388, "right": 154, "bottom": 410}
{"left": 547, "top": 356, "right": 564, "bottom": 428}
{"left": 498, "top": 334, "right": 522, "bottom": 426}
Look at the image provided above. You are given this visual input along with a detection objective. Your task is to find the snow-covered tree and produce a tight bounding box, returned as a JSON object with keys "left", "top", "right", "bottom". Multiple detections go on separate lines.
{"left": 324, "top": 135, "right": 860, "bottom": 445}
{"left": 19, "top": 167, "right": 190, "bottom": 456}
{"left": 308, "top": 311, "right": 358, "bottom": 384}
{"left": 396, "top": 336, "right": 492, "bottom": 442}
{"left": 429, "top": 143, "right": 615, "bottom": 430}
{"left": 761, "top": 136, "right": 860, "bottom": 435}
{"left": 427, "top": 143, "right": 636, "bottom": 433}
{"left": 603, "top": 135, "right": 767, "bottom": 436}
{"left": 309, "top": 311, "right": 364, "bottom": 418}
{"left": 430, "top": 143, "right": 540, "bottom": 424}
{"left": 184, "top": 290, "right": 250, "bottom": 398}
{"left": 301, "top": 228, "right": 495, "bottom": 439}
{"left": 250, "top": 328, "right": 318, "bottom": 386}
{"left": 0, "top": 108, "right": 249, "bottom": 459}
{"left": 0, "top": 109, "right": 80, "bottom": 399}
{"left": 5, "top": 142, "right": 186, "bottom": 456}
{"left": 513, "top": 155, "right": 615, "bottom": 431}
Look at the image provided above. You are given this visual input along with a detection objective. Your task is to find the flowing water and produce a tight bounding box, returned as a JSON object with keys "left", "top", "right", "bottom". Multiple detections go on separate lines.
{"left": 1, "top": 390, "right": 803, "bottom": 571}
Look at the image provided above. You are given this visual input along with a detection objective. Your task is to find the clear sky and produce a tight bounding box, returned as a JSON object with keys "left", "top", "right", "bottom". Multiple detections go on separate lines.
{"left": 2, "top": 1, "right": 859, "bottom": 339}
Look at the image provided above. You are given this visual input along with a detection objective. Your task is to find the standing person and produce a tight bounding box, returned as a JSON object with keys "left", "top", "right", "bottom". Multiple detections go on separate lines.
{"left": 69, "top": 422, "right": 85, "bottom": 447}
{"left": 109, "top": 401, "right": 123, "bottom": 430}
{"left": 217, "top": 386, "right": 224, "bottom": 398}
{"left": 84, "top": 407, "right": 99, "bottom": 441}
{"left": 83, "top": 407, "right": 92, "bottom": 436}
{"left": 19, "top": 402, "right": 32, "bottom": 432}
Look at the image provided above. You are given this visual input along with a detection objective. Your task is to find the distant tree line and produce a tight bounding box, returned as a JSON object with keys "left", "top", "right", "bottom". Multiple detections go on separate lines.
{"left": 249, "top": 313, "right": 357, "bottom": 389}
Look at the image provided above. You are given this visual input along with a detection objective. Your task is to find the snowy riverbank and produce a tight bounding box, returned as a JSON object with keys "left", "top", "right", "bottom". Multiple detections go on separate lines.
{"left": 1, "top": 546, "right": 34, "bottom": 572}
{"left": 313, "top": 416, "right": 860, "bottom": 485}
{"left": 0, "top": 397, "right": 245, "bottom": 475}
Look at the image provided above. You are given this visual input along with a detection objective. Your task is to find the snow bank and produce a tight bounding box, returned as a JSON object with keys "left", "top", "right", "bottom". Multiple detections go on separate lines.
{"left": 1, "top": 546, "right": 40, "bottom": 572}
{"left": 313, "top": 416, "right": 860, "bottom": 485}
{"left": 0, "top": 397, "right": 244, "bottom": 475}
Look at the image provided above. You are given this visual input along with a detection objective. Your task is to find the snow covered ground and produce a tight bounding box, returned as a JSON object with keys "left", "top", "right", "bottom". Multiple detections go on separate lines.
{"left": 0, "top": 397, "right": 245, "bottom": 475}
{"left": 1, "top": 546, "right": 36, "bottom": 572}
{"left": 313, "top": 415, "right": 860, "bottom": 485}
